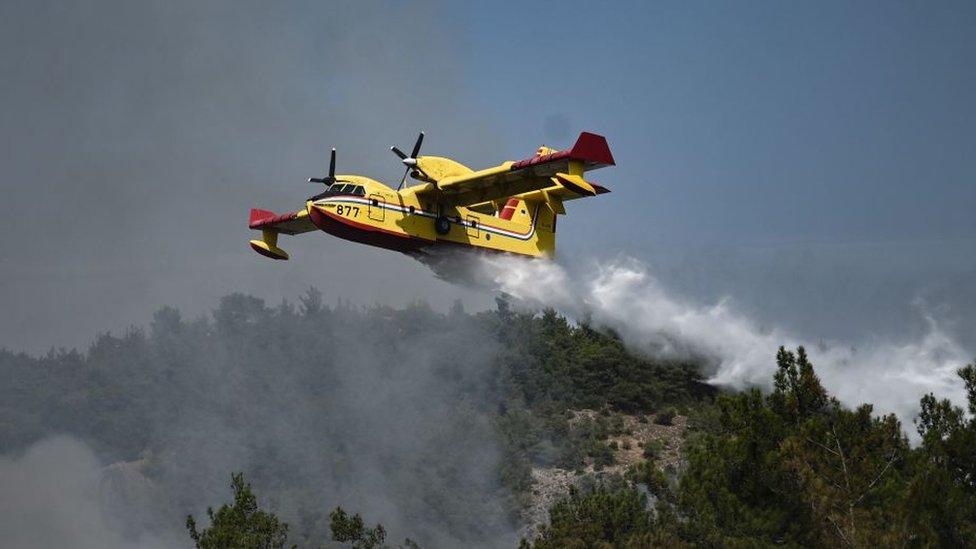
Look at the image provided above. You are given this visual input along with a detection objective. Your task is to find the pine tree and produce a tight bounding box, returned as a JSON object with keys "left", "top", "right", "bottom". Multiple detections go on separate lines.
{"left": 186, "top": 472, "right": 290, "bottom": 549}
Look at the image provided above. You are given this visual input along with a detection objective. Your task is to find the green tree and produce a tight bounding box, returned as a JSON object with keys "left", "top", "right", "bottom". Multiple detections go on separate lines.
{"left": 906, "top": 362, "right": 976, "bottom": 545}
{"left": 770, "top": 346, "right": 829, "bottom": 422}
{"left": 525, "top": 485, "right": 685, "bottom": 548}
{"left": 778, "top": 404, "right": 911, "bottom": 546}
{"left": 186, "top": 472, "right": 290, "bottom": 549}
{"left": 627, "top": 459, "right": 673, "bottom": 502}
{"left": 329, "top": 507, "right": 419, "bottom": 549}
{"left": 530, "top": 486, "right": 651, "bottom": 548}
{"left": 673, "top": 347, "right": 915, "bottom": 546}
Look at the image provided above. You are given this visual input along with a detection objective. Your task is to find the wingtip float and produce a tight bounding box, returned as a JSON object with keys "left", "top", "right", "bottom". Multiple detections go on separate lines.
{"left": 247, "top": 131, "right": 615, "bottom": 261}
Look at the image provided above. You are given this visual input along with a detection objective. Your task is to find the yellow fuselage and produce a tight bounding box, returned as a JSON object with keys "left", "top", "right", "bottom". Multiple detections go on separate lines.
{"left": 304, "top": 176, "right": 556, "bottom": 258}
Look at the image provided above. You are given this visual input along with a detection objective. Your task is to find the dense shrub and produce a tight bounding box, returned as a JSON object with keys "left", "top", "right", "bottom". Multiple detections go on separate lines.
{"left": 654, "top": 407, "right": 676, "bottom": 426}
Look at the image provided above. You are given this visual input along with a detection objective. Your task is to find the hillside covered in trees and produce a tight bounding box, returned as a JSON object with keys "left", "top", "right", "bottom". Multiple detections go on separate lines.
{"left": 0, "top": 290, "right": 973, "bottom": 547}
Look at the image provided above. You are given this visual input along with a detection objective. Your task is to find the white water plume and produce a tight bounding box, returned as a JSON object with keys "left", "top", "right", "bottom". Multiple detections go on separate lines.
{"left": 477, "top": 254, "right": 972, "bottom": 431}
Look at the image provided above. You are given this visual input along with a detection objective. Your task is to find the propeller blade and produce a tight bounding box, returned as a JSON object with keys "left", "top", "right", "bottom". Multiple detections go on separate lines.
{"left": 398, "top": 166, "right": 410, "bottom": 190}
{"left": 393, "top": 131, "right": 426, "bottom": 191}
{"left": 329, "top": 148, "right": 336, "bottom": 179}
{"left": 410, "top": 131, "right": 424, "bottom": 158}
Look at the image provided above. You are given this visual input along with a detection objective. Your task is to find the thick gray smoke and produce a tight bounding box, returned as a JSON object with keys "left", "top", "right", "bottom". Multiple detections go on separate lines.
{"left": 476, "top": 254, "right": 972, "bottom": 433}
{"left": 0, "top": 436, "right": 169, "bottom": 549}
{"left": 0, "top": 298, "right": 516, "bottom": 548}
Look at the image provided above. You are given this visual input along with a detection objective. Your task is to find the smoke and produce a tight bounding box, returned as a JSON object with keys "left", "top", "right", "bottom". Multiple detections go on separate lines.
{"left": 0, "top": 297, "right": 517, "bottom": 548}
{"left": 475, "top": 254, "right": 972, "bottom": 431}
{"left": 0, "top": 436, "right": 170, "bottom": 549}
{"left": 151, "top": 300, "right": 518, "bottom": 547}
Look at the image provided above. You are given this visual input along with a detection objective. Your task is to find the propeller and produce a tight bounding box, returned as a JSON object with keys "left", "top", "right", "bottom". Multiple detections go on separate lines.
{"left": 391, "top": 131, "right": 425, "bottom": 191}
{"left": 308, "top": 148, "right": 337, "bottom": 185}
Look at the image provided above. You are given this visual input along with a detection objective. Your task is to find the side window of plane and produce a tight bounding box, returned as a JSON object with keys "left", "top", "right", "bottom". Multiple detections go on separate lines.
{"left": 353, "top": 186, "right": 365, "bottom": 196}
{"left": 328, "top": 183, "right": 345, "bottom": 194}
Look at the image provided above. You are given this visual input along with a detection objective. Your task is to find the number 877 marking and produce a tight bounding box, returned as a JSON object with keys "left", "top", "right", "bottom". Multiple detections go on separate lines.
{"left": 336, "top": 205, "right": 360, "bottom": 217}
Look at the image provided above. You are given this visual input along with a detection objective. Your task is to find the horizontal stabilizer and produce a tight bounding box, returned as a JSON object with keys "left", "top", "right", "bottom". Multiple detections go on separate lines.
{"left": 553, "top": 173, "right": 597, "bottom": 196}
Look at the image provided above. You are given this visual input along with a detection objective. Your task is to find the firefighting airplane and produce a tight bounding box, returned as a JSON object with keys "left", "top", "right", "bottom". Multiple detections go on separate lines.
{"left": 248, "top": 131, "right": 614, "bottom": 260}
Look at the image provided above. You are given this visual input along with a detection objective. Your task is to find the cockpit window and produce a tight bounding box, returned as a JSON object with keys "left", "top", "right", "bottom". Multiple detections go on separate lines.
{"left": 317, "top": 182, "right": 366, "bottom": 199}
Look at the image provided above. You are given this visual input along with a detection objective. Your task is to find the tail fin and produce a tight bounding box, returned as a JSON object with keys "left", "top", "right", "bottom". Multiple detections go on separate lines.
{"left": 505, "top": 131, "right": 613, "bottom": 209}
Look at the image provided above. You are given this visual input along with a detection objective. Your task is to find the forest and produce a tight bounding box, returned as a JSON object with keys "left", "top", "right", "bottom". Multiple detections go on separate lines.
{"left": 1, "top": 290, "right": 973, "bottom": 547}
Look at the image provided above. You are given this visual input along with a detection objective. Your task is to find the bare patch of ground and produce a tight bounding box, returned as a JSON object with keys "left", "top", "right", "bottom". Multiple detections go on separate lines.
{"left": 519, "top": 410, "right": 688, "bottom": 539}
{"left": 604, "top": 413, "right": 688, "bottom": 475}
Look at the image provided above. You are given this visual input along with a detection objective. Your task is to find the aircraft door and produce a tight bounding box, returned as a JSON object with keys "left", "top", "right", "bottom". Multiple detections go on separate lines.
{"left": 368, "top": 194, "right": 385, "bottom": 221}
{"left": 466, "top": 215, "right": 479, "bottom": 238}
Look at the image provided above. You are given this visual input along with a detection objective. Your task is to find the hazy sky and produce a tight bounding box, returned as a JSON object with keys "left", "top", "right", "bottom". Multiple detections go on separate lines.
{"left": 1, "top": 0, "right": 974, "bottom": 353}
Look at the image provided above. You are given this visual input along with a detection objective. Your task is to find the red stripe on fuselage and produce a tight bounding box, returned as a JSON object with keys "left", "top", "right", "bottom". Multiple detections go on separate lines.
{"left": 307, "top": 204, "right": 427, "bottom": 254}
{"left": 307, "top": 203, "right": 543, "bottom": 258}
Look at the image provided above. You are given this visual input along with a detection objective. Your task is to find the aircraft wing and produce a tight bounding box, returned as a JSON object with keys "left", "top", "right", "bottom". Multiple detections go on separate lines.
{"left": 415, "top": 132, "right": 614, "bottom": 208}
{"left": 247, "top": 207, "right": 316, "bottom": 260}
{"left": 249, "top": 207, "right": 316, "bottom": 235}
